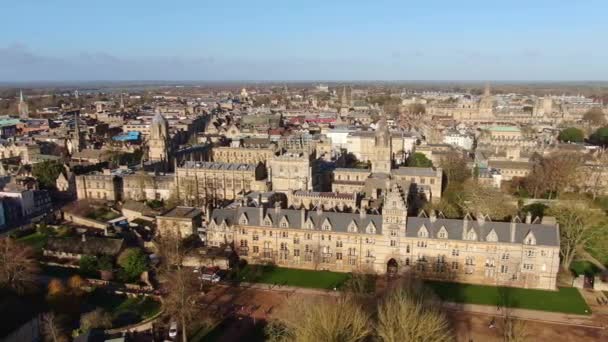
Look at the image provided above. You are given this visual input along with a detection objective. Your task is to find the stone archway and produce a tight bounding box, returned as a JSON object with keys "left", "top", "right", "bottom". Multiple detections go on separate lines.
{"left": 387, "top": 258, "right": 398, "bottom": 276}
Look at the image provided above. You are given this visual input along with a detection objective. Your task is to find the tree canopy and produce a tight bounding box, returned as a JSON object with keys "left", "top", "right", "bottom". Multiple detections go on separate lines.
{"left": 117, "top": 248, "right": 148, "bottom": 282}
{"left": 589, "top": 126, "right": 608, "bottom": 147}
{"left": 582, "top": 107, "right": 606, "bottom": 126}
{"left": 557, "top": 127, "right": 584, "bottom": 143}
{"left": 408, "top": 152, "right": 433, "bottom": 167}
{"left": 32, "top": 160, "right": 65, "bottom": 190}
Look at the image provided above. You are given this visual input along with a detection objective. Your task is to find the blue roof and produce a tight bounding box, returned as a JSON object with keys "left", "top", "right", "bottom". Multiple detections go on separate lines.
{"left": 112, "top": 131, "right": 141, "bottom": 141}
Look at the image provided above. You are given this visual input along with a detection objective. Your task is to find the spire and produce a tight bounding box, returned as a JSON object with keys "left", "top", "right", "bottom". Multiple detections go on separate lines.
{"left": 484, "top": 82, "right": 491, "bottom": 97}
{"left": 119, "top": 93, "right": 125, "bottom": 109}
{"left": 19, "top": 90, "right": 24, "bottom": 102}
{"left": 73, "top": 111, "right": 82, "bottom": 153}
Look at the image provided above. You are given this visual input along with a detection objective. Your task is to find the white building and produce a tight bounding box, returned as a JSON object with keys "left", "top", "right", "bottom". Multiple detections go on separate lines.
{"left": 443, "top": 133, "right": 474, "bottom": 150}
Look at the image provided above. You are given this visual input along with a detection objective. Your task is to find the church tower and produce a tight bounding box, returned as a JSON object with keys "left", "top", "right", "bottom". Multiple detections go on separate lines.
{"left": 382, "top": 183, "right": 408, "bottom": 234}
{"left": 18, "top": 90, "right": 29, "bottom": 119}
{"left": 371, "top": 113, "right": 392, "bottom": 174}
{"left": 71, "top": 112, "right": 84, "bottom": 154}
{"left": 148, "top": 112, "right": 169, "bottom": 164}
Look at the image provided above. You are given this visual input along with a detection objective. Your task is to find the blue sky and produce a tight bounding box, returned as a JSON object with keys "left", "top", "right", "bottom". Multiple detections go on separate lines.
{"left": 1, "top": 0, "right": 606, "bottom": 81}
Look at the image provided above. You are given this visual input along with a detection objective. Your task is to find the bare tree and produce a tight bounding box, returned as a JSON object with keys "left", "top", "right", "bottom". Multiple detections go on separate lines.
{"left": 41, "top": 312, "right": 68, "bottom": 342}
{"left": 456, "top": 180, "right": 518, "bottom": 221}
{"left": 156, "top": 230, "right": 198, "bottom": 342}
{"left": 501, "top": 313, "right": 528, "bottom": 342}
{"left": 526, "top": 152, "right": 583, "bottom": 199}
{"left": 0, "top": 237, "right": 39, "bottom": 293}
{"left": 376, "top": 281, "right": 453, "bottom": 342}
{"left": 266, "top": 295, "right": 371, "bottom": 342}
{"left": 80, "top": 308, "right": 113, "bottom": 332}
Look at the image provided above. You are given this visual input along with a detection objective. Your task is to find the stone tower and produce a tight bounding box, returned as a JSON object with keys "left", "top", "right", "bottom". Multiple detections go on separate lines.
{"left": 18, "top": 90, "right": 29, "bottom": 119}
{"left": 371, "top": 113, "right": 392, "bottom": 174}
{"left": 71, "top": 112, "right": 83, "bottom": 154}
{"left": 383, "top": 183, "right": 408, "bottom": 232}
{"left": 148, "top": 112, "right": 169, "bottom": 163}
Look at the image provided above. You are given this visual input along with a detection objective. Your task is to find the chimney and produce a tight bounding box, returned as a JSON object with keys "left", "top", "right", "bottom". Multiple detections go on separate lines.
{"left": 359, "top": 207, "right": 366, "bottom": 219}
{"left": 274, "top": 201, "right": 281, "bottom": 214}
{"left": 429, "top": 210, "right": 437, "bottom": 223}
{"left": 525, "top": 212, "right": 532, "bottom": 224}
{"left": 476, "top": 213, "right": 485, "bottom": 225}
{"left": 510, "top": 217, "right": 517, "bottom": 243}
{"left": 300, "top": 207, "right": 306, "bottom": 226}
{"left": 81, "top": 234, "right": 86, "bottom": 242}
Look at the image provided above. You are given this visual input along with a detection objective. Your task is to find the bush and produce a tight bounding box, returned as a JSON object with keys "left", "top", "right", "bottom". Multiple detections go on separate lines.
{"left": 79, "top": 256, "right": 98, "bottom": 277}
{"left": 558, "top": 127, "right": 584, "bottom": 143}
{"left": 117, "top": 248, "right": 148, "bottom": 283}
{"left": 80, "top": 308, "right": 113, "bottom": 332}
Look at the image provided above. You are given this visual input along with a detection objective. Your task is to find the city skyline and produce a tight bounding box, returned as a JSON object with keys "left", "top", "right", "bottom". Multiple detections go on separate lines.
{"left": 1, "top": 1, "right": 607, "bottom": 81}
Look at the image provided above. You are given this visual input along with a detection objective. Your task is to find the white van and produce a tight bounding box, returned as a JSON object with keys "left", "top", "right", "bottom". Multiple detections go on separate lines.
{"left": 200, "top": 273, "right": 221, "bottom": 283}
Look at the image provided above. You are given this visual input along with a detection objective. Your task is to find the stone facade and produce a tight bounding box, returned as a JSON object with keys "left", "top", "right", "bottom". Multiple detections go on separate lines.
{"left": 156, "top": 206, "right": 203, "bottom": 238}
{"left": 175, "top": 161, "right": 268, "bottom": 205}
{"left": 122, "top": 173, "right": 175, "bottom": 201}
{"left": 213, "top": 146, "right": 276, "bottom": 165}
{"left": 207, "top": 185, "right": 559, "bottom": 290}
{"left": 269, "top": 152, "right": 313, "bottom": 192}
{"left": 75, "top": 171, "right": 121, "bottom": 201}
{"left": 287, "top": 190, "right": 357, "bottom": 211}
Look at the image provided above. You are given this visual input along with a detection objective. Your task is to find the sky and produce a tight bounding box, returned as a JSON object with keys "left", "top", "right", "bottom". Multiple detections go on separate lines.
{"left": 1, "top": 0, "right": 607, "bottom": 81}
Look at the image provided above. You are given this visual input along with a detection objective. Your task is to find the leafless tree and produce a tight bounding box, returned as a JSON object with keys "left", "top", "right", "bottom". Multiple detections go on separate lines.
{"left": 0, "top": 237, "right": 39, "bottom": 293}
{"left": 266, "top": 295, "right": 372, "bottom": 342}
{"left": 376, "top": 280, "right": 453, "bottom": 342}
{"left": 156, "top": 230, "right": 198, "bottom": 342}
{"left": 456, "top": 180, "right": 518, "bottom": 221}
{"left": 80, "top": 308, "right": 112, "bottom": 332}
{"left": 41, "top": 312, "right": 68, "bottom": 342}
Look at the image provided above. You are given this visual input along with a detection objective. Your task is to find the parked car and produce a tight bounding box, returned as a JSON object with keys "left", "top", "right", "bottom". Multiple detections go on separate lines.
{"left": 200, "top": 273, "right": 221, "bottom": 283}
{"left": 168, "top": 321, "right": 178, "bottom": 338}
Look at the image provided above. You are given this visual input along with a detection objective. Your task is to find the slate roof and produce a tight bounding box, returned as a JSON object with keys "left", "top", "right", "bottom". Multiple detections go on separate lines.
{"left": 406, "top": 217, "right": 559, "bottom": 246}
{"left": 211, "top": 207, "right": 383, "bottom": 234}
{"left": 211, "top": 208, "right": 560, "bottom": 247}
{"left": 392, "top": 167, "right": 439, "bottom": 177}
{"left": 45, "top": 236, "right": 124, "bottom": 256}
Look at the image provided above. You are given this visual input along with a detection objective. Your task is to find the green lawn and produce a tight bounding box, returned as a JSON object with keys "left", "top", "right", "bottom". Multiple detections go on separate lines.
{"left": 17, "top": 232, "right": 48, "bottom": 251}
{"left": 86, "top": 208, "right": 120, "bottom": 221}
{"left": 88, "top": 289, "right": 161, "bottom": 327}
{"left": 236, "top": 265, "right": 350, "bottom": 290}
{"left": 426, "top": 281, "right": 590, "bottom": 315}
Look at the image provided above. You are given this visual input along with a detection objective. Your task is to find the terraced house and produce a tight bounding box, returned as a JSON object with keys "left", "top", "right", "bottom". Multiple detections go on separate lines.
{"left": 207, "top": 184, "right": 560, "bottom": 290}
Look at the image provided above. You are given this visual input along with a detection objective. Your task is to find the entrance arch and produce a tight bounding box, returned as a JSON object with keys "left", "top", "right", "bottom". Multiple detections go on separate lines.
{"left": 387, "top": 258, "right": 398, "bottom": 276}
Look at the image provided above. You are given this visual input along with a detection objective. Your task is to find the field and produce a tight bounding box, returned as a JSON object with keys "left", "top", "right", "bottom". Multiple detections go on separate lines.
{"left": 235, "top": 265, "right": 350, "bottom": 290}
{"left": 427, "top": 281, "right": 591, "bottom": 315}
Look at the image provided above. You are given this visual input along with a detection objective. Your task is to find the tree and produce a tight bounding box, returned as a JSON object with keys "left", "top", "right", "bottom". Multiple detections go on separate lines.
{"left": 438, "top": 151, "right": 470, "bottom": 185}
{"left": 41, "top": 312, "right": 68, "bottom": 342}
{"left": 117, "top": 248, "right": 148, "bottom": 282}
{"left": 0, "top": 237, "right": 39, "bottom": 293}
{"left": 157, "top": 230, "right": 198, "bottom": 342}
{"left": 582, "top": 107, "right": 606, "bottom": 126}
{"left": 32, "top": 160, "right": 65, "bottom": 190}
{"left": 376, "top": 285, "right": 452, "bottom": 342}
{"left": 548, "top": 204, "right": 605, "bottom": 269}
{"left": 80, "top": 308, "right": 113, "bottom": 332}
{"left": 589, "top": 126, "right": 608, "bottom": 147}
{"left": 407, "top": 103, "right": 426, "bottom": 115}
{"left": 79, "top": 255, "right": 98, "bottom": 277}
{"left": 557, "top": 127, "right": 584, "bottom": 143}
{"left": 266, "top": 295, "right": 371, "bottom": 342}
{"left": 456, "top": 180, "right": 518, "bottom": 221}
{"left": 408, "top": 152, "right": 433, "bottom": 167}
{"left": 524, "top": 152, "right": 583, "bottom": 199}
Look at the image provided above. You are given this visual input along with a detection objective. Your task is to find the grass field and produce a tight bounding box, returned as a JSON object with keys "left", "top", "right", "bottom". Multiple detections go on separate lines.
{"left": 88, "top": 289, "right": 161, "bottom": 327}
{"left": 17, "top": 232, "right": 48, "bottom": 251}
{"left": 236, "top": 265, "right": 350, "bottom": 290}
{"left": 426, "top": 281, "right": 591, "bottom": 315}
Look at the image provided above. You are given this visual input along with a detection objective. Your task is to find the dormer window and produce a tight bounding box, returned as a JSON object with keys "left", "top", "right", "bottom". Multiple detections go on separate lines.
{"left": 263, "top": 216, "right": 273, "bottom": 226}
{"left": 486, "top": 229, "right": 498, "bottom": 242}
{"left": 366, "top": 222, "right": 376, "bottom": 234}
{"left": 239, "top": 214, "right": 248, "bottom": 225}
{"left": 524, "top": 232, "right": 536, "bottom": 245}
{"left": 279, "top": 216, "right": 289, "bottom": 228}
{"left": 347, "top": 221, "right": 358, "bottom": 233}
{"left": 466, "top": 229, "right": 477, "bottom": 241}
{"left": 437, "top": 226, "right": 448, "bottom": 239}
{"left": 417, "top": 226, "right": 429, "bottom": 238}
{"left": 322, "top": 218, "right": 332, "bottom": 231}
